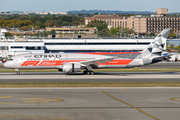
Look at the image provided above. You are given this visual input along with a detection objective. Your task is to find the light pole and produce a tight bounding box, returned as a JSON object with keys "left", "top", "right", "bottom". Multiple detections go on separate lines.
{"left": 23, "top": 32, "right": 25, "bottom": 38}
{"left": 116, "top": 32, "right": 119, "bottom": 38}
{"left": 132, "top": 29, "right": 135, "bottom": 38}
{"left": 149, "top": 32, "right": 151, "bottom": 38}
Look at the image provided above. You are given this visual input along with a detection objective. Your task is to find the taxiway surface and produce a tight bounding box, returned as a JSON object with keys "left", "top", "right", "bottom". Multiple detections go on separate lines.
{"left": 0, "top": 72, "right": 180, "bottom": 82}
{"left": 1, "top": 62, "right": 180, "bottom": 82}
{"left": 0, "top": 88, "right": 180, "bottom": 120}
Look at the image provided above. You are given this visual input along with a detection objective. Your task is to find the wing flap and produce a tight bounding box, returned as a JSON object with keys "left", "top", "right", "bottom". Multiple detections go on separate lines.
{"left": 80, "top": 57, "right": 115, "bottom": 66}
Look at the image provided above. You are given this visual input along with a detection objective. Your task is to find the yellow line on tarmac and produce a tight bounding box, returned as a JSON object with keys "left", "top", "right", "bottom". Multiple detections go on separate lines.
{"left": 102, "top": 91, "right": 159, "bottom": 120}
{"left": 21, "top": 97, "right": 44, "bottom": 100}
{"left": 0, "top": 102, "right": 17, "bottom": 104}
{"left": 171, "top": 97, "right": 180, "bottom": 101}
{"left": 0, "top": 115, "right": 68, "bottom": 120}
{"left": 0, "top": 96, "right": 13, "bottom": 98}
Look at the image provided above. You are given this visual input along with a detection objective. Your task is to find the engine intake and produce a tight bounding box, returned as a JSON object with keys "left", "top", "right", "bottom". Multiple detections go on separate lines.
{"left": 62, "top": 62, "right": 81, "bottom": 73}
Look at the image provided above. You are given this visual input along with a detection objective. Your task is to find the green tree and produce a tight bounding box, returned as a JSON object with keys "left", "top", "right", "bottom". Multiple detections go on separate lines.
{"left": 87, "top": 20, "right": 108, "bottom": 32}
{"left": 98, "top": 29, "right": 110, "bottom": 37}
{"left": 94, "top": 12, "right": 99, "bottom": 15}
{"left": 175, "top": 44, "right": 180, "bottom": 50}
{"left": 61, "top": 16, "right": 73, "bottom": 22}
{"left": 62, "top": 21, "right": 71, "bottom": 26}
{"left": 110, "top": 26, "right": 122, "bottom": 36}
{"left": 168, "top": 29, "right": 176, "bottom": 38}
{"left": 46, "top": 29, "right": 56, "bottom": 35}
{"left": 0, "top": 14, "right": 86, "bottom": 30}
{"left": 45, "top": 20, "right": 55, "bottom": 27}
{"left": 55, "top": 20, "right": 63, "bottom": 27}
{"left": 5, "top": 32, "right": 13, "bottom": 38}
{"left": 169, "top": 43, "right": 175, "bottom": 50}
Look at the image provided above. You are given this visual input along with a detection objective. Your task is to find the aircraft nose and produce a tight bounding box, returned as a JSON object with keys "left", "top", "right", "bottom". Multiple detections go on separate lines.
{"left": 3, "top": 62, "right": 11, "bottom": 68}
{"left": 3, "top": 62, "right": 8, "bottom": 67}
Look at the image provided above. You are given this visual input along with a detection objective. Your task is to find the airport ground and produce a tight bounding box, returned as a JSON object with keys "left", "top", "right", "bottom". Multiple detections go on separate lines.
{"left": 0, "top": 88, "right": 180, "bottom": 120}
{"left": 0, "top": 62, "right": 180, "bottom": 120}
{"left": 0, "top": 62, "right": 180, "bottom": 85}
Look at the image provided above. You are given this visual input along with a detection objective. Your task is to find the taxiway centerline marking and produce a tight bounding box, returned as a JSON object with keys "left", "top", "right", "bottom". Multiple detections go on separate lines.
{"left": 102, "top": 91, "right": 159, "bottom": 120}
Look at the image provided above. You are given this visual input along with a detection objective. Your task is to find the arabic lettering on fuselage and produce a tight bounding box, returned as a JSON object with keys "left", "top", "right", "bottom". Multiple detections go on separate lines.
{"left": 34, "top": 54, "right": 61, "bottom": 58}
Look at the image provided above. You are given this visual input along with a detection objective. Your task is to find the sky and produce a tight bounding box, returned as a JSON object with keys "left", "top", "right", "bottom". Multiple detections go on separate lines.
{"left": 0, "top": 0, "right": 179, "bottom": 13}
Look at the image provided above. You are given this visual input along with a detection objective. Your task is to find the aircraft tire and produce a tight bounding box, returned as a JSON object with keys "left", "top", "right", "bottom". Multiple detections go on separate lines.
{"left": 83, "top": 71, "right": 87, "bottom": 74}
{"left": 83, "top": 70, "right": 94, "bottom": 75}
{"left": 16, "top": 72, "right": 20, "bottom": 75}
{"left": 90, "top": 71, "right": 94, "bottom": 75}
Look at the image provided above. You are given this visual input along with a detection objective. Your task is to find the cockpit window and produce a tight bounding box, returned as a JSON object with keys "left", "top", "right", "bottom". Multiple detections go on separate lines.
{"left": 8, "top": 59, "right": 13, "bottom": 61}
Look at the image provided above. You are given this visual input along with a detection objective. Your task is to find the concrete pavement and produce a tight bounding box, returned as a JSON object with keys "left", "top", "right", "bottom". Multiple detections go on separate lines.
{"left": 0, "top": 88, "right": 180, "bottom": 120}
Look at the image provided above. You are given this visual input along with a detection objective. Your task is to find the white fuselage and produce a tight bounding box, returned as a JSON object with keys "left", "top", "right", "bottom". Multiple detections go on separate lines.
{"left": 4, "top": 52, "right": 141, "bottom": 69}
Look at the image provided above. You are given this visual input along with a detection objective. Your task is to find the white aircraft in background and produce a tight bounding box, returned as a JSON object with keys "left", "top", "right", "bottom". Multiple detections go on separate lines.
{"left": 4, "top": 29, "right": 172, "bottom": 75}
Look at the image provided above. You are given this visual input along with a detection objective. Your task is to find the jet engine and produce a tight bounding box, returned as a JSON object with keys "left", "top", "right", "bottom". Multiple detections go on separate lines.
{"left": 62, "top": 62, "right": 81, "bottom": 73}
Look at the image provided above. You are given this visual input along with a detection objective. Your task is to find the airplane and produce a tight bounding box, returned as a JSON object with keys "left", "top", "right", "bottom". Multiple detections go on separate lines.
{"left": 4, "top": 29, "right": 172, "bottom": 75}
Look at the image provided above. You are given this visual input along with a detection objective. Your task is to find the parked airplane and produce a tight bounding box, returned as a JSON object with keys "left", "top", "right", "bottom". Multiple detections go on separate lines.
{"left": 4, "top": 29, "right": 172, "bottom": 75}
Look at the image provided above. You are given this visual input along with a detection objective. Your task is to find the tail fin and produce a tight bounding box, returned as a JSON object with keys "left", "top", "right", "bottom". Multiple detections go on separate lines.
{"left": 142, "top": 28, "right": 170, "bottom": 55}
{"left": 127, "top": 29, "right": 171, "bottom": 67}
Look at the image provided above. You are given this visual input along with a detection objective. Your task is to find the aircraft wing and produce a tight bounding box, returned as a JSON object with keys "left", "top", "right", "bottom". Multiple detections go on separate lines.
{"left": 80, "top": 53, "right": 137, "bottom": 67}
{"left": 80, "top": 57, "right": 115, "bottom": 66}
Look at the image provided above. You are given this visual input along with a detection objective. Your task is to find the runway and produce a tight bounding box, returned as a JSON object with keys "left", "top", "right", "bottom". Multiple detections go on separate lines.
{"left": 1, "top": 62, "right": 180, "bottom": 82}
{"left": 1, "top": 63, "right": 179, "bottom": 120}
{"left": 0, "top": 88, "right": 180, "bottom": 120}
{"left": 0, "top": 72, "right": 180, "bottom": 82}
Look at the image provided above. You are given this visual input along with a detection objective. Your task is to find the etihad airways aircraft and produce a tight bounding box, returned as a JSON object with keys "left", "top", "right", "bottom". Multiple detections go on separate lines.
{"left": 4, "top": 29, "right": 172, "bottom": 75}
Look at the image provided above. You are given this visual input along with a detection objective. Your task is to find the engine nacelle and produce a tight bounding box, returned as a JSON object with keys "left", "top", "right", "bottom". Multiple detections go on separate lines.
{"left": 62, "top": 62, "right": 81, "bottom": 73}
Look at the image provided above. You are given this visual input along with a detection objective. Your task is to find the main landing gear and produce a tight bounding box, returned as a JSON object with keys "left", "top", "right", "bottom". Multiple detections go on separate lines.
{"left": 83, "top": 70, "right": 94, "bottom": 75}
{"left": 15, "top": 69, "right": 20, "bottom": 75}
{"left": 83, "top": 65, "right": 94, "bottom": 75}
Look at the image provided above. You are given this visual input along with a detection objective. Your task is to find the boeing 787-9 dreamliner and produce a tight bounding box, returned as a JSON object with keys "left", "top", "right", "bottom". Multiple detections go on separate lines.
{"left": 4, "top": 29, "right": 172, "bottom": 75}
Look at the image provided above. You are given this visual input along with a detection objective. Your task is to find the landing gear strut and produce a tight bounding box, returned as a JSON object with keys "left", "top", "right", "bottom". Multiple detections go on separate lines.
{"left": 83, "top": 70, "right": 94, "bottom": 75}
{"left": 16, "top": 71, "right": 20, "bottom": 75}
{"left": 15, "top": 69, "right": 20, "bottom": 75}
{"left": 83, "top": 65, "right": 94, "bottom": 75}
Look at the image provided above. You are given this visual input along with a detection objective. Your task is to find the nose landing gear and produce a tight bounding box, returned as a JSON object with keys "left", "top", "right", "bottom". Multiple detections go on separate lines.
{"left": 16, "top": 72, "right": 20, "bottom": 75}
{"left": 15, "top": 69, "right": 20, "bottom": 75}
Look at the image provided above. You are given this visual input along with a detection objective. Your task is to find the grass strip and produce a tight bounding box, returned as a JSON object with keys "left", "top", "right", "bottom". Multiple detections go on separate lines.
{"left": 0, "top": 82, "right": 180, "bottom": 88}
{"left": 1, "top": 68, "right": 180, "bottom": 72}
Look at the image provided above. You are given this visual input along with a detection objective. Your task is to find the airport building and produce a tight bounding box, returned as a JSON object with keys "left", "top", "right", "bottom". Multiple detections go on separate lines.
{"left": 46, "top": 26, "right": 97, "bottom": 34}
{"left": 34, "top": 11, "right": 67, "bottom": 15}
{"left": 85, "top": 8, "right": 180, "bottom": 34}
{"left": 0, "top": 11, "right": 67, "bottom": 15}
{"left": 0, "top": 38, "right": 154, "bottom": 58}
{"left": 43, "top": 39, "right": 152, "bottom": 53}
{"left": 0, "top": 42, "right": 9, "bottom": 58}
{"left": 85, "top": 14, "right": 123, "bottom": 26}
{"left": 8, "top": 42, "right": 44, "bottom": 56}
{"left": 0, "top": 11, "right": 24, "bottom": 15}
{"left": 45, "top": 26, "right": 98, "bottom": 38}
{"left": 0, "top": 40, "right": 44, "bottom": 58}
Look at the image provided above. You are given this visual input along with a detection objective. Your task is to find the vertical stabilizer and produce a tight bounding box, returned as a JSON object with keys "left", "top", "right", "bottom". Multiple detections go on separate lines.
{"left": 141, "top": 28, "right": 170, "bottom": 57}
{"left": 126, "top": 29, "right": 171, "bottom": 67}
